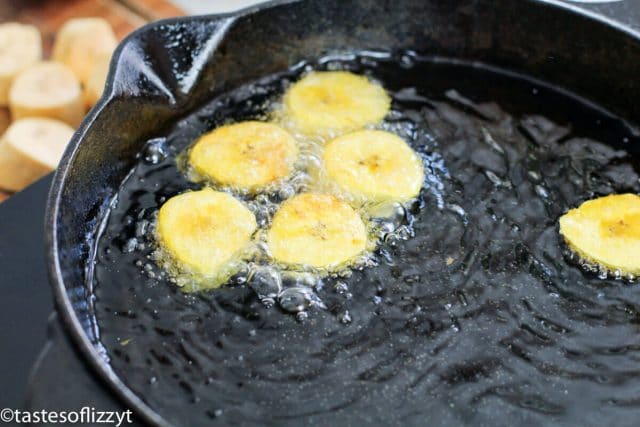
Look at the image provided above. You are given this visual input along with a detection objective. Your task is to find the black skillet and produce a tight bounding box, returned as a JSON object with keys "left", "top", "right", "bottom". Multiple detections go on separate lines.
{"left": 45, "top": 0, "right": 640, "bottom": 425}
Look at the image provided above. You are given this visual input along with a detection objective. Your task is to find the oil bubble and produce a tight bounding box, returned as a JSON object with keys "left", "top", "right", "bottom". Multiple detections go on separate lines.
{"left": 339, "top": 310, "right": 352, "bottom": 324}
{"left": 123, "top": 238, "right": 138, "bottom": 253}
{"left": 277, "top": 184, "right": 296, "bottom": 201}
{"left": 252, "top": 206, "right": 271, "bottom": 228}
{"left": 371, "top": 202, "right": 407, "bottom": 236}
{"left": 135, "top": 219, "right": 149, "bottom": 237}
{"left": 248, "top": 266, "right": 281, "bottom": 299}
{"left": 278, "top": 287, "right": 313, "bottom": 313}
{"left": 143, "top": 138, "right": 168, "bottom": 164}
{"left": 261, "top": 297, "right": 275, "bottom": 308}
{"left": 334, "top": 282, "right": 349, "bottom": 294}
{"left": 283, "top": 272, "right": 320, "bottom": 289}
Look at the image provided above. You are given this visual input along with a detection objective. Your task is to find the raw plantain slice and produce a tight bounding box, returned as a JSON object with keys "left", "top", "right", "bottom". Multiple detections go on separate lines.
{"left": 0, "top": 118, "right": 73, "bottom": 191}
{"left": 322, "top": 130, "right": 424, "bottom": 202}
{"left": 84, "top": 55, "right": 111, "bottom": 108}
{"left": 267, "top": 193, "right": 367, "bottom": 268}
{"left": 52, "top": 18, "right": 117, "bottom": 85}
{"left": 189, "top": 121, "right": 298, "bottom": 191}
{"left": 0, "top": 23, "right": 42, "bottom": 106}
{"left": 283, "top": 71, "right": 390, "bottom": 135}
{"left": 156, "top": 188, "right": 257, "bottom": 279}
{"left": 9, "top": 61, "right": 84, "bottom": 127}
{"left": 559, "top": 193, "right": 640, "bottom": 276}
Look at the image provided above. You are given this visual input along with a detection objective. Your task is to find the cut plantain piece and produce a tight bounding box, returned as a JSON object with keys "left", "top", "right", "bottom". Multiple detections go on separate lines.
{"left": 0, "top": 118, "right": 73, "bottom": 191}
{"left": 9, "top": 61, "right": 84, "bottom": 127}
{"left": 0, "top": 23, "right": 42, "bottom": 106}
{"left": 189, "top": 121, "right": 298, "bottom": 191}
{"left": 322, "top": 130, "right": 424, "bottom": 202}
{"left": 84, "top": 55, "right": 111, "bottom": 108}
{"left": 156, "top": 188, "right": 257, "bottom": 279}
{"left": 267, "top": 193, "right": 368, "bottom": 268}
{"left": 283, "top": 71, "right": 390, "bottom": 135}
{"left": 559, "top": 193, "right": 640, "bottom": 276}
{"left": 52, "top": 18, "right": 117, "bottom": 85}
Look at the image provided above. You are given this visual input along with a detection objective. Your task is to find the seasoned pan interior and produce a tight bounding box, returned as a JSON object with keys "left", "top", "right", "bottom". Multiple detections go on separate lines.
{"left": 93, "top": 53, "right": 640, "bottom": 426}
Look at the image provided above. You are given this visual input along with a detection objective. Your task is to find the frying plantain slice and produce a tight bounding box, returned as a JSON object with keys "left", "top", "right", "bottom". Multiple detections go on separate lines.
{"left": 0, "top": 23, "right": 42, "bottom": 106}
{"left": 0, "top": 118, "right": 73, "bottom": 191}
{"left": 52, "top": 18, "right": 117, "bottom": 85}
{"left": 559, "top": 193, "right": 640, "bottom": 276}
{"left": 322, "top": 130, "right": 424, "bottom": 202}
{"left": 9, "top": 61, "right": 84, "bottom": 127}
{"left": 283, "top": 71, "right": 390, "bottom": 135}
{"left": 267, "top": 193, "right": 367, "bottom": 268}
{"left": 189, "top": 121, "right": 298, "bottom": 191}
{"left": 157, "top": 188, "right": 257, "bottom": 279}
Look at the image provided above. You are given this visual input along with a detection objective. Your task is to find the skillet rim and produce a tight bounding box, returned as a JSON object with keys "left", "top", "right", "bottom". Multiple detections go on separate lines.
{"left": 43, "top": 0, "right": 640, "bottom": 425}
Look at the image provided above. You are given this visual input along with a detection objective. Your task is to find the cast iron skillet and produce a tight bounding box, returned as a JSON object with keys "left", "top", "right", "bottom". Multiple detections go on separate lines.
{"left": 46, "top": 0, "right": 640, "bottom": 425}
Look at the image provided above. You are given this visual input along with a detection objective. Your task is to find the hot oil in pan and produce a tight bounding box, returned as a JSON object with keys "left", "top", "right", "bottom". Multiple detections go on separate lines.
{"left": 94, "top": 52, "right": 640, "bottom": 426}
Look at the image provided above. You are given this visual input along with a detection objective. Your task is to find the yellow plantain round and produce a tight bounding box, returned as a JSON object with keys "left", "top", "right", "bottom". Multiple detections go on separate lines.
{"left": 323, "top": 130, "right": 424, "bottom": 202}
{"left": 559, "top": 193, "right": 640, "bottom": 275}
{"left": 189, "top": 121, "right": 298, "bottom": 191}
{"left": 157, "top": 188, "right": 257, "bottom": 278}
{"left": 267, "top": 193, "right": 367, "bottom": 268}
{"left": 283, "top": 71, "right": 390, "bottom": 135}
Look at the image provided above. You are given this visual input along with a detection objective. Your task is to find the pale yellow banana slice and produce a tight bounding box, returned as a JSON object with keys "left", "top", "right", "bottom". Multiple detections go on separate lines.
{"left": 0, "top": 23, "right": 42, "bottom": 106}
{"left": 267, "top": 193, "right": 367, "bottom": 268}
{"left": 283, "top": 71, "right": 390, "bottom": 135}
{"left": 559, "top": 193, "right": 640, "bottom": 275}
{"left": 189, "top": 121, "right": 298, "bottom": 191}
{"left": 0, "top": 118, "right": 73, "bottom": 191}
{"left": 156, "top": 188, "right": 257, "bottom": 279}
{"left": 322, "top": 130, "right": 424, "bottom": 202}
{"left": 52, "top": 18, "right": 117, "bottom": 85}
{"left": 9, "top": 61, "right": 84, "bottom": 127}
{"left": 84, "top": 55, "right": 111, "bottom": 108}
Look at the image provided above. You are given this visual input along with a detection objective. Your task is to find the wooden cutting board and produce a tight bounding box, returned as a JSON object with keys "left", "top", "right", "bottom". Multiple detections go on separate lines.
{"left": 0, "top": 0, "right": 184, "bottom": 201}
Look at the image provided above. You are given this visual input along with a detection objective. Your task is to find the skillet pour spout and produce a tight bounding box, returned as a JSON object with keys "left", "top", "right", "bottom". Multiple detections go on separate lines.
{"left": 46, "top": 0, "right": 640, "bottom": 425}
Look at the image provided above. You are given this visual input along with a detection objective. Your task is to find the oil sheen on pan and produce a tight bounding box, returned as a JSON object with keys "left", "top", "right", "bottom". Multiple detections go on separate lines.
{"left": 92, "top": 52, "right": 640, "bottom": 426}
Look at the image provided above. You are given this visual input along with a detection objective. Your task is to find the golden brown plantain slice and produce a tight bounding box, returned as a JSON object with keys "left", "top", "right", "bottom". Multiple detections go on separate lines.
{"left": 559, "top": 193, "right": 640, "bottom": 276}
{"left": 156, "top": 188, "right": 257, "bottom": 280}
{"left": 267, "top": 193, "right": 368, "bottom": 268}
{"left": 322, "top": 130, "right": 424, "bottom": 202}
{"left": 189, "top": 121, "right": 298, "bottom": 191}
{"left": 283, "top": 71, "right": 390, "bottom": 135}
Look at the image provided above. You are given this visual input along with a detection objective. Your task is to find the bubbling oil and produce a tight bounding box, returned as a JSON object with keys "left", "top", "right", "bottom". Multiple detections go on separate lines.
{"left": 94, "top": 52, "right": 640, "bottom": 427}
{"left": 149, "top": 68, "right": 426, "bottom": 319}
